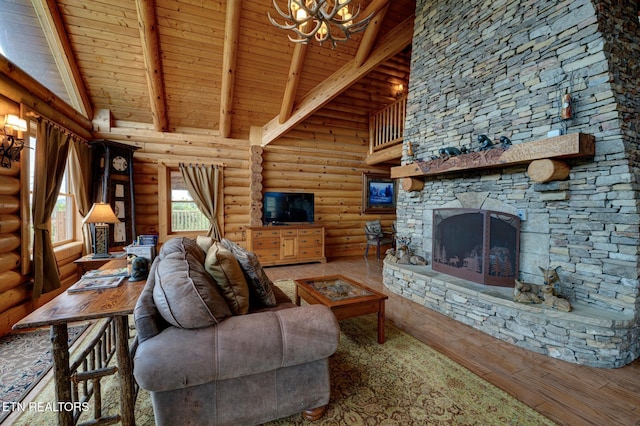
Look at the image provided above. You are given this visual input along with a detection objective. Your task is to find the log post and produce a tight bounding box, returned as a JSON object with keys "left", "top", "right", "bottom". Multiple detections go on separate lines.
{"left": 527, "top": 159, "right": 570, "bottom": 183}
{"left": 249, "top": 146, "right": 264, "bottom": 226}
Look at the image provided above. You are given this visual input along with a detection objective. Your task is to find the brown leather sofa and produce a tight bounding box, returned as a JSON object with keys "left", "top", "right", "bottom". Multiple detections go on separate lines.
{"left": 133, "top": 237, "right": 340, "bottom": 426}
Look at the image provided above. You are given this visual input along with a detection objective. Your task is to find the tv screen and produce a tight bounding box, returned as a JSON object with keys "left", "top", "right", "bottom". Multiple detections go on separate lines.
{"left": 263, "top": 192, "right": 314, "bottom": 224}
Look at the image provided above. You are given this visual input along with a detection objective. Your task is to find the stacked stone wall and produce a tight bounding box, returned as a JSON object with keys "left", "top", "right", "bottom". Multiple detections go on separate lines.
{"left": 388, "top": 0, "right": 640, "bottom": 366}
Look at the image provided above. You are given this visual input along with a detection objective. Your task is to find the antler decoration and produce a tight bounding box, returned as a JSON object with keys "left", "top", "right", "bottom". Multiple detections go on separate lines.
{"left": 268, "top": 0, "right": 373, "bottom": 48}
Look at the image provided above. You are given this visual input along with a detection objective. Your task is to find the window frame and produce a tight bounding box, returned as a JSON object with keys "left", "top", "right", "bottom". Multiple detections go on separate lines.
{"left": 168, "top": 168, "right": 209, "bottom": 234}
{"left": 158, "top": 163, "right": 224, "bottom": 242}
{"left": 49, "top": 166, "right": 76, "bottom": 247}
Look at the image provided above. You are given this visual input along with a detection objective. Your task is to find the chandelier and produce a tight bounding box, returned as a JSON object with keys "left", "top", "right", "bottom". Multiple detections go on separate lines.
{"left": 268, "top": 0, "right": 373, "bottom": 48}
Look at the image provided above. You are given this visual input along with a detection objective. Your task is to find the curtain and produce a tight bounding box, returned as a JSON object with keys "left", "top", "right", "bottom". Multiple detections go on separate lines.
{"left": 32, "top": 120, "right": 72, "bottom": 298}
{"left": 179, "top": 164, "right": 222, "bottom": 240}
{"left": 69, "top": 139, "right": 93, "bottom": 255}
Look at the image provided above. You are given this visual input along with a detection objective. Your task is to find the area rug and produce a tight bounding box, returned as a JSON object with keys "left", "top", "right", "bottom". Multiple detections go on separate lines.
{"left": 15, "top": 281, "right": 555, "bottom": 425}
{"left": 0, "top": 324, "right": 89, "bottom": 424}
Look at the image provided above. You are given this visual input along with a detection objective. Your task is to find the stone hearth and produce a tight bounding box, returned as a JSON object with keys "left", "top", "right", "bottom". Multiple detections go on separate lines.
{"left": 383, "top": 262, "right": 635, "bottom": 368}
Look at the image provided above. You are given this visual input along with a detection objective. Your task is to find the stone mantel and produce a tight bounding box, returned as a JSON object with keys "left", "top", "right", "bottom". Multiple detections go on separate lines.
{"left": 391, "top": 133, "right": 595, "bottom": 181}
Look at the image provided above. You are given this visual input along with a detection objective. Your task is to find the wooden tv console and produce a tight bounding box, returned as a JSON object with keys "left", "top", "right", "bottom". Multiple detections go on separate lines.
{"left": 246, "top": 224, "right": 326, "bottom": 266}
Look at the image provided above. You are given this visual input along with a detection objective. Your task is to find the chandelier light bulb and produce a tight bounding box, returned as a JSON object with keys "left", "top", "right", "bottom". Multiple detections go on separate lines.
{"left": 268, "top": 0, "right": 373, "bottom": 48}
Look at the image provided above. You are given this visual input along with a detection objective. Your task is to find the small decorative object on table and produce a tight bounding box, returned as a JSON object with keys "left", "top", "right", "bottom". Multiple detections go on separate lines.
{"left": 125, "top": 243, "right": 156, "bottom": 262}
{"left": 128, "top": 256, "right": 149, "bottom": 282}
{"left": 83, "top": 267, "right": 129, "bottom": 278}
{"left": 68, "top": 276, "right": 124, "bottom": 293}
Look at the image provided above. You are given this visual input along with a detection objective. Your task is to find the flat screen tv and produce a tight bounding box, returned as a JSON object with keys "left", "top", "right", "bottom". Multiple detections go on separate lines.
{"left": 263, "top": 192, "right": 314, "bottom": 224}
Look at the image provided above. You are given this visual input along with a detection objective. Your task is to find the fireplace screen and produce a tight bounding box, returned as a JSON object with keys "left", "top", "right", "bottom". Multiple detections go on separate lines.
{"left": 432, "top": 209, "right": 520, "bottom": 287}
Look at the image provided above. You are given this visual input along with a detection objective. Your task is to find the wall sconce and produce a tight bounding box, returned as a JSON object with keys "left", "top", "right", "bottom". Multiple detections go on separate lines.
{"left": 83, "top": 202, "right": 121, "bottom": 258}
{"left": 395, "top": 84, "right": 404, "bottom": 97}
{"left": 0, "top": 114, "right": 27, "bottom": 168}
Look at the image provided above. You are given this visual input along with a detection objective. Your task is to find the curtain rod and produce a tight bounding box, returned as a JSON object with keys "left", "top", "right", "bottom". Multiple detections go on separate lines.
{"left": 25, "top": 108, "right": 87, "bottom": 143}
{"left": 176, "top": 162, "right": 226, "bottom": 168}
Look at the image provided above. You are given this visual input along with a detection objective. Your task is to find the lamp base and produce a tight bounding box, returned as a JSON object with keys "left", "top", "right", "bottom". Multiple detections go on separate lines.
{"left": 92, "top": 252, "right": 112, "bottom": 259}
{"left": 91, "top": 223, "right": 111, "bottom": 258}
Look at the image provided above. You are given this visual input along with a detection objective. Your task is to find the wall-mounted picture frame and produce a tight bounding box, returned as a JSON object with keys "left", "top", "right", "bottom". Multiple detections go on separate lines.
{"left": 362, "top": 173, "right": 397, "bottom": 214}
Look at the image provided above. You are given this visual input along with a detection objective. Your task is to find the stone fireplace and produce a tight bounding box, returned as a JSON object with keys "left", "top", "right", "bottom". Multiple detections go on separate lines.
{"left": 383, "top": 0, "right": 640, "bottom": 368}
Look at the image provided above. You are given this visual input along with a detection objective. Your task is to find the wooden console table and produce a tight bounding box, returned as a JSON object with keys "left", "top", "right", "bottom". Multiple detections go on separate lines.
{"left": 13, "top": 259, "right": 145, "bottom": 426}
{"left": 246, "top": 224, "right": 326, "bottom": 266}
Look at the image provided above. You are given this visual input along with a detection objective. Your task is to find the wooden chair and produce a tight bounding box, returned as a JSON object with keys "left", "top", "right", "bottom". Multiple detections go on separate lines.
{"left": 364, "top": 220, "right": 394, "bottom": 259}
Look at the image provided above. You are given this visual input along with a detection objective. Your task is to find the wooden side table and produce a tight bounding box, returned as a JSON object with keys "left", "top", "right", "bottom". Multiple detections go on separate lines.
{"left": 13, "top": 259, "right": 145, "bottom": 426}
{"left": 74, "top": 252, "right": 127, "bottom": 280}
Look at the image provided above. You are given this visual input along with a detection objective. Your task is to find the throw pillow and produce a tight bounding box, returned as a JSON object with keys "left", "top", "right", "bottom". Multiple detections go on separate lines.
{"left": 204, "top": 242, "right": 251, "bottom": 315}
{"left": 153, "top": 237, "right": 231, "bottom": 328}
{"left": 196, "top": 235, "right": 215, "bottom": 254}
{"left": 221, "top": 238, "right": 277, "bottom": 307}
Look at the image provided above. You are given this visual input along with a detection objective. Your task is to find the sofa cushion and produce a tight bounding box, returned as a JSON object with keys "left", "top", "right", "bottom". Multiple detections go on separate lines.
{"left": 204, "top": 242, "right": 250, "bottom": 315}
{"left": 153, "top": 237, "right": 231, "bottom": 328}
{"left": 221, "top": 238, "right": 277, "bottom": 307}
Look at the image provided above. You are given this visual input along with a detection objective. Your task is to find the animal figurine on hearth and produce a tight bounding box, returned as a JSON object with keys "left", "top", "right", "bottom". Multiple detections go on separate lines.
{"left": 540, "top": 266, "right": 562, "bottom": 296}
{"left": 513, "top": 266, "right": 572, "bottom": 311}
{"left": 477, "top": 134, "right": 494, "bottom": 151}
{"left": 384, "top": 247, "right": 428, "bottom": 266}
{"left": 513, "top": 279, "right": 542, "bottom": 304}
{"left": 540, "top": 284, "right": 572, "bottom": 312}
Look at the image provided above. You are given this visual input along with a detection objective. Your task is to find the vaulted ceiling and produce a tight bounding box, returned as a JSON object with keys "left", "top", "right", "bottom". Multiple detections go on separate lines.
{"left": 0, "top": 0, "right": 415, "bottom": 144}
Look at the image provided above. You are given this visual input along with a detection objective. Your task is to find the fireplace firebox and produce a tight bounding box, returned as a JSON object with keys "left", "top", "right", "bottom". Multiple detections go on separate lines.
{"left": 432, "top": 209, "right": 520, "bottom": 287}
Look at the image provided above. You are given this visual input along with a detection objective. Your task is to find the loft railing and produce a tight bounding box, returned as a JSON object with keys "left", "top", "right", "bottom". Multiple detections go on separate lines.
{"left": 369, "top": 95, "right": 407, "bottom": 154}
{"left": 172, "top": 209, "right": 209, "bottom": 232}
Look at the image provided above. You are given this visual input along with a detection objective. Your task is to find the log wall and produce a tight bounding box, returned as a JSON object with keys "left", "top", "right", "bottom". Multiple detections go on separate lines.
{"left": 0, "top": 160, "right": 29, "bottom": 336}
{"left": 0, "top": 95, "right": 85, "bottom": 337}
{"left": 131, "top": 102, "right": 396, "bottom": 258}
{"left": 262, "top": 104, "right": 396, "bottom": 258}
{"left": 132, "top": 139, "right": 251, "bottom": 244}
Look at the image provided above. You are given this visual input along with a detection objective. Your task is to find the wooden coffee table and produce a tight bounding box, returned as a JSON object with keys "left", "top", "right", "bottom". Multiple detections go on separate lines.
{"left": 294, "top": 275, "right": 388, "bottom": 344}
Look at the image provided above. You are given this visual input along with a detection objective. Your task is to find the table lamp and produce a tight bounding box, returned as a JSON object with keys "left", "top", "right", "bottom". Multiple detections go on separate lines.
{"left": 84, "top": 202, "right": 121, "bottom": 258}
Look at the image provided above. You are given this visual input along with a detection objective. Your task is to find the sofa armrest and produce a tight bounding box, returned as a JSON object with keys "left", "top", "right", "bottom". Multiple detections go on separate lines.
{"left": 133, "top": 304, "right": 339, "bottom": 392}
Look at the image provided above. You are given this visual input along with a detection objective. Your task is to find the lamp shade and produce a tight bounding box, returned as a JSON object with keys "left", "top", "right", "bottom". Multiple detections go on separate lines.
{"left": 4, "top": 114, "right": 27, "bottom": 132}
{"left": 84, "top": 202, "right": 120, "bottom": 224}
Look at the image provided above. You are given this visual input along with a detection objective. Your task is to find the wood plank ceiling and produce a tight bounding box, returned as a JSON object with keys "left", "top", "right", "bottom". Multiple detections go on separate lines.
{"left": 2, "top": 0, "right": 415, "bottom": 143}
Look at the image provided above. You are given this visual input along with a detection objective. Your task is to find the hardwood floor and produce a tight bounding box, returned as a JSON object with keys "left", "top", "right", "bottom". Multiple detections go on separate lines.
{"left": 265, "top": 256, "right": 640, "bottom": 426}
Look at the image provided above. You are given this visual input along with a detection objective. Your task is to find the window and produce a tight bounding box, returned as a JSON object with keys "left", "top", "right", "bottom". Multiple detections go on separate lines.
{"left": 27, "top": 127, "right": 76, "bottom": 249}
{"left": 169, "top": 169, "right": 208, "bottom": 233}
{"left": 50, "top": 169, "right": 75, "bottom": 245}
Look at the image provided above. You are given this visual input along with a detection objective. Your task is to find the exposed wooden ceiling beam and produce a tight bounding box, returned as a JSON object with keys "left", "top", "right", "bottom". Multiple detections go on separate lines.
{"left": 93, "top": 126, "right": 244, "bottom": 147}
{"left": 135, "top": 0, "right": 169, "bottom": 132}
{"left": 279, "top": 0, "right": 390, "bottom": 125}
{"left": 278, "top": 44, "right": 308, "bottom": 124}
{"left": 31, "top": 0, "right": 92, "bottom": 118}
{"left": 261, "top": 16, "right": 414, "bottom": 146}
{"left": 219, "top": 0, "right": 242, "bottom": 138}
{"left": 355, "top": 1, "right": 391, "bottom": 67}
